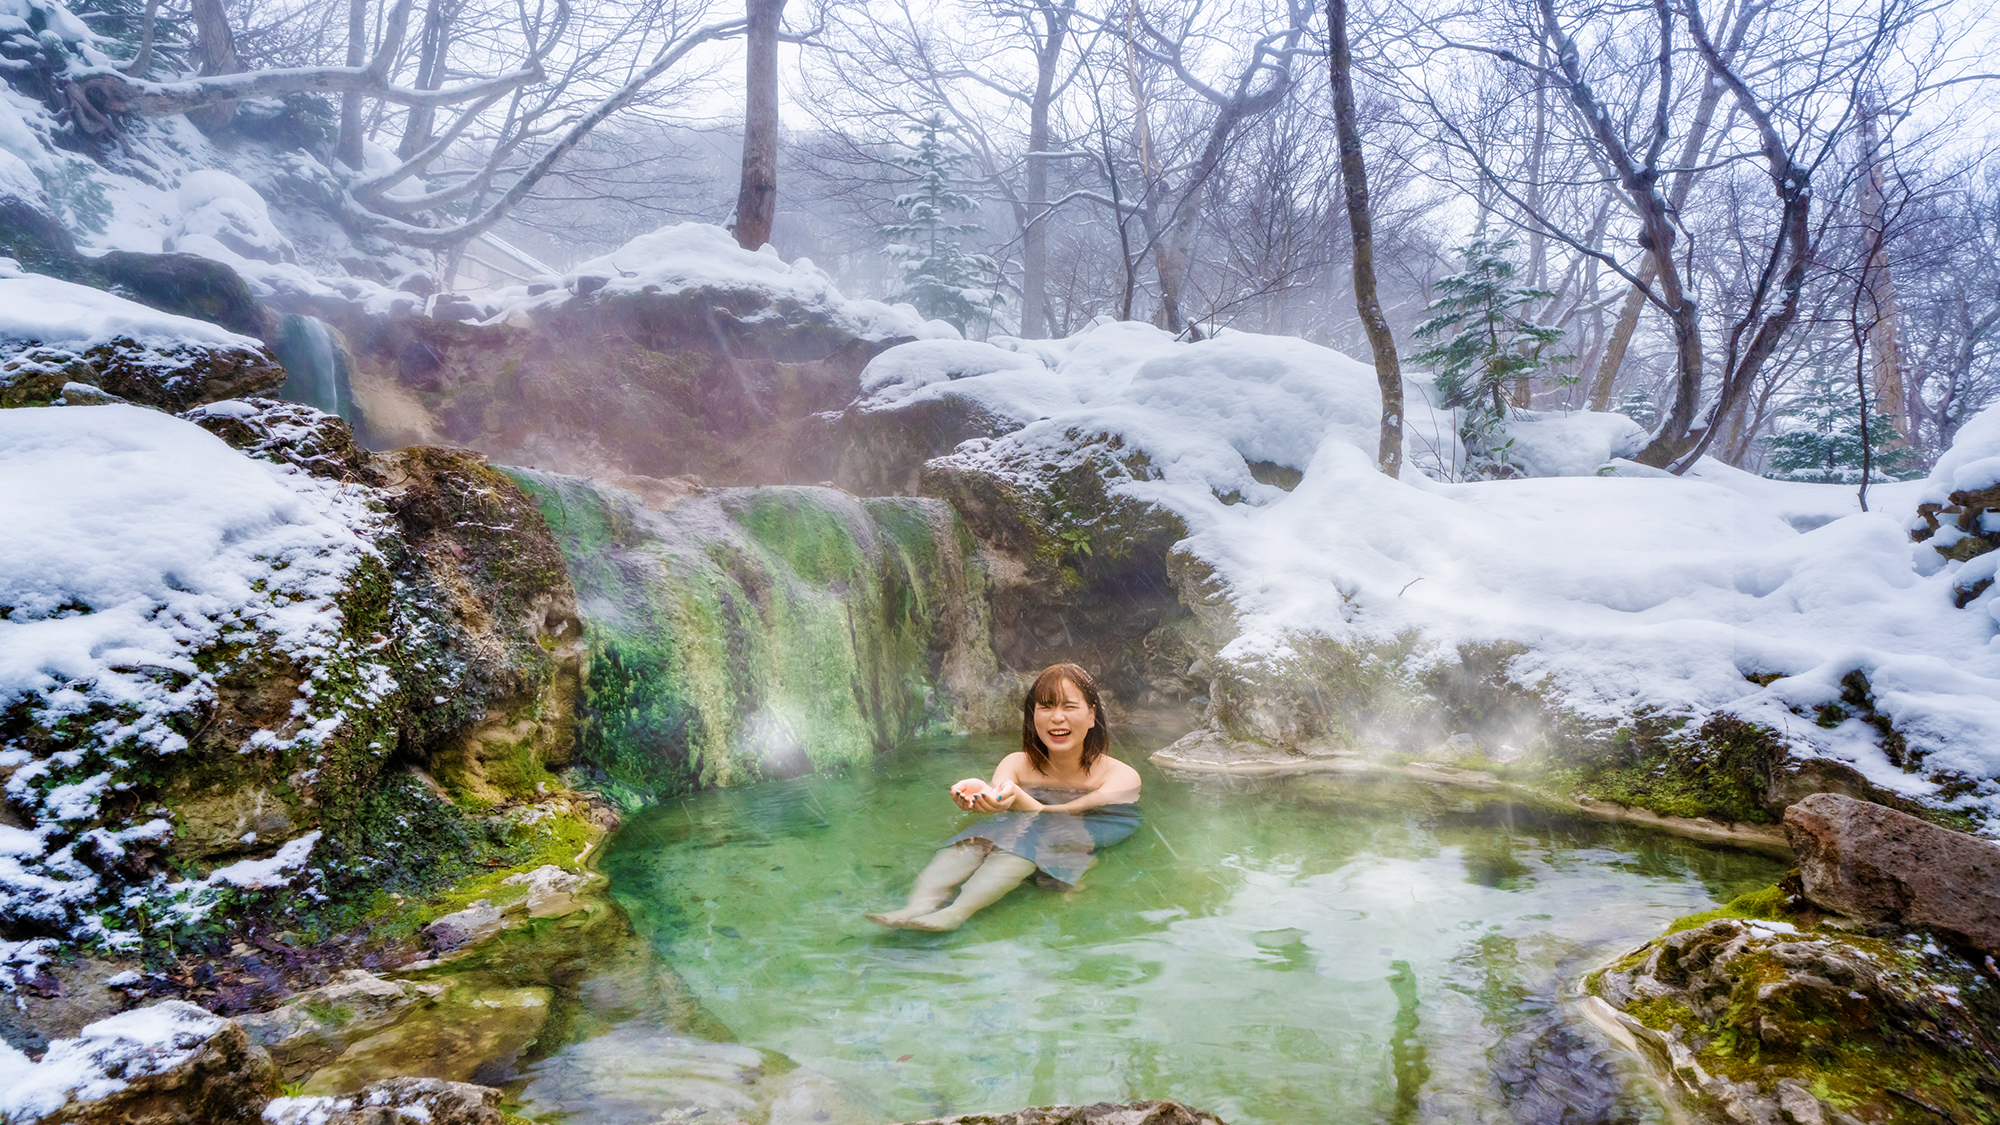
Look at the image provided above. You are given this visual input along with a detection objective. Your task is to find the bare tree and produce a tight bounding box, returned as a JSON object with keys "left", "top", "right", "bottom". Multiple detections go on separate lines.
{"left": 60, "top": 0, "right": 746, "bottom": 251}
{"left": 1328, "top": 0, "right": 1403, "bottom": 475}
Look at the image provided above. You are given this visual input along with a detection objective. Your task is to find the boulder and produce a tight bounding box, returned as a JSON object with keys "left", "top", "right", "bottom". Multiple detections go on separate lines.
{"left": 263, "top": 1077, "right": 503, "bottom": 1125}
{"left": 233, "top": 970, "right": 443, "bottom": 1079}
{"left": 0, "top": 1001, "right": 277, "bottom": 1125}
{"left": 422, "top": 900, "right": 508, "bottom": 954}
{"left": 897, "top": 1102, "right": 1229, "bottom": 1125}
{"left": 1783, "top": 791, "right": 2000, "bottom": 954}
{"left": 500, "top": 864, "right": 594, "bottom": 918}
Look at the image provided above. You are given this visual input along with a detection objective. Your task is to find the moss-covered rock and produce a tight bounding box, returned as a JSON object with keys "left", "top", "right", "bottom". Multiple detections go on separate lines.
{"left": 1590, "top": 912, "right": 2000, "bottom": 1124}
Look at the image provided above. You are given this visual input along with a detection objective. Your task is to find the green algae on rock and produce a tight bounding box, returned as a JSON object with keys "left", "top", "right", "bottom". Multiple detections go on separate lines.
{"left": 1588, "top": 913, "right": 2000, "bottom": 1124}
{"left": 506, "top": 471, "right": 1006, "bottom": 801}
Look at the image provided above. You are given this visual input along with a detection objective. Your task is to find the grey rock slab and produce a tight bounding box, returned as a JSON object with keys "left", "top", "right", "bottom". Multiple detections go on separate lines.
{"left": 1783, "top": 791, "right": 2000, "bottom": 954}
{"left": 264, "top": 1077, "right": 503, "bottom": 1125}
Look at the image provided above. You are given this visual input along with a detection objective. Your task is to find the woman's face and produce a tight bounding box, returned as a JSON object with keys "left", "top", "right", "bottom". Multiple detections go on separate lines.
{"left": 1033, "top": 679, "right": 1096, "bottom": 757}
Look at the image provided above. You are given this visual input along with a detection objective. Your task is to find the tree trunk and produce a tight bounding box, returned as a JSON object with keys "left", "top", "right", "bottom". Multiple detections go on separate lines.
{"left": 1328, "top": 0, "right": 1402, "bottom": 478}
{"left": 1020, "top": 1, "right": 1072, "bottom": 339}
{"left": 187, "top": 0, "right": 238, "bottom": 131}
{"left": 1856, "top": 98, "right": 1910, "bottom": 446}
{"left": 733, "top": 0, "right": 786, "bottom": 250}
{"left": 338, "top": 0, "right": 368, "bottom": 169}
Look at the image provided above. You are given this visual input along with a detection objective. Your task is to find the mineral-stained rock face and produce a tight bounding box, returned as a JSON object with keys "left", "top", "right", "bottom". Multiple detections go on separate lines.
{"left": 315, "top": 283, "right": 905, "bottom": 485}
{"left": 1784, "top": 791, "right": 2000, "bottom": 955}
{"left": 1591, "top": 916, "right": 2000, "bottom": 1124}
{"left": 510, "top": 471, "right": 1007, "bottom": 799}
{"left": 897, "top": 1101, "right": 1230, "bottom": 1125}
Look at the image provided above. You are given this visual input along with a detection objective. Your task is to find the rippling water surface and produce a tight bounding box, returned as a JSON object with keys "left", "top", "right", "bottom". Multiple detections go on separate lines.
{"left": 595, "top": 732, "right": 1785, "bottom": 1125}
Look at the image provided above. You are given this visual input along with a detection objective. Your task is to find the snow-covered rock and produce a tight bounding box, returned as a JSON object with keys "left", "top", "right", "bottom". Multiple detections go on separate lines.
{"left": 0, "top": 272, "right": 283, "bottom": 409}
{"left": 0, "top": 400, "right": 584, "bottom": 957}
{"left": 1910, "top": 405, "right": 2000, "bottom": 618}
{"left": 0, "top": 1000, "right": 276, "bottom": 1124}
{"left": 491, "top": 222, "right": 957, "bottom": 346}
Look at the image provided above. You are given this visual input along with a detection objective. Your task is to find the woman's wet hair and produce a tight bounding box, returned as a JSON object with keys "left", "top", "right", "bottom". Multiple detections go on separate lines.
{"left": 1020, "top": 663, "right": 1110, "bottom": 774}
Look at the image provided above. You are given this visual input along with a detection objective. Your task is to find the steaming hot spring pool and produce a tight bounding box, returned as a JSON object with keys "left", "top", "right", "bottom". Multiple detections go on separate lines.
{"left": 565, "top": 731, "right": 1782, "bottom": 1125}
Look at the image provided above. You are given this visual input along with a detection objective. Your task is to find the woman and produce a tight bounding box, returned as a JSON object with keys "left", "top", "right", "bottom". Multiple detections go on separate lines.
{"left": 868, "top": 663, "right": 1142, "bottom": 931}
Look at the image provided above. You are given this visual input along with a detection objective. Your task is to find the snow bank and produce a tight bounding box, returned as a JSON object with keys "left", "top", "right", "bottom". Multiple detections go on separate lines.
{"left": 857, "top": 320, "right": 2000, "bottom": 826}
{"left": 0, "top": 1001, "right": 226, "bottom": 1123}
{"left": 0, "top": 275, "right": 262, "bottom": 353}
{"left": 490, "top": 222, "right": 959, "bottom": 343}
{"left": 1915, "top": 404, "right": 2000, "bottom": 509}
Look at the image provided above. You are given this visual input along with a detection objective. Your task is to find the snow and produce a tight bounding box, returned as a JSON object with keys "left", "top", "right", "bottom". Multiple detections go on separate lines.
{"left": 1500, "top": 409, "right": 1648, "bottom": 478}
{"left": 858, "top": 320, "right": 2000, "bottom": 827}
{"left": 486, "top": 222, "right": 960, "bottom": 343}
{"left": 210, "top": 830, "right": 322, "bottom": 889}
{"left": 0, "top": 1001, "right": 226, "bottom": 1122}
{"left": 0, "top": 275, "right": 262, "bottom": 353}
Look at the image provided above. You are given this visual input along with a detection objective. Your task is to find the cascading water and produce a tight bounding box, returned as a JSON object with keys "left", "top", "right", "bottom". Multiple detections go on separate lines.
{"left": 272, "top": 314, "right": 358, "bottom": 423}
{"left": 505, "top": 471, "right": 1009, "bottom": 803}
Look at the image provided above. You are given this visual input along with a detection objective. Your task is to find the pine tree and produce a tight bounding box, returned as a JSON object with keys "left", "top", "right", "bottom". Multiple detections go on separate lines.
{"left": 1614, "top": 386, "right": 1660, "bottom": 431}
{"left": 1408, "top": 230, "right": 1569, "bottom": 475}
{"left": 1764, "top": 366, "right": 1915, "bottom": 484}
{"left": 879, "top": 115, "right": 1003, "bottom": 334}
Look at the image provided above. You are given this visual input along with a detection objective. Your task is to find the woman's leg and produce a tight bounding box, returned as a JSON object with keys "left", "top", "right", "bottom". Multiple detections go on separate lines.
{"left": 904, "top": 851, "right": 1038, "bottom": 931}
{"left": 867, "top": 842, "right": 989, "bottom": 925}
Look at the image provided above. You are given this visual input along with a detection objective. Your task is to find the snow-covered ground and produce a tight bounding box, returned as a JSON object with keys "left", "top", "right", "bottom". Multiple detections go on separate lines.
{"left": 856, "top": 321, "right": 2000, "bottom": 828}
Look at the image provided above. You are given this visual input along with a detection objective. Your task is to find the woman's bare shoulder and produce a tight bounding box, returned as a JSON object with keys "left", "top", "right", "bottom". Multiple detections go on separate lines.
{"left": 1094, "top": 755, "right": 1142, "bottom": 785}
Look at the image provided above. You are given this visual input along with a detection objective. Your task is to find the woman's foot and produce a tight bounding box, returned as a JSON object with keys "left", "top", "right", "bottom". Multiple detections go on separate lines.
{"left": 899, "top": 909, "right": 968, "bottom": 931}
{"left": 864, "top": 907, "right": 935, "bottom": 927}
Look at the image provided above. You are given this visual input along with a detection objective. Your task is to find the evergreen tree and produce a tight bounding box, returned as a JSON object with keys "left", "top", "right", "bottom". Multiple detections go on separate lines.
{"left": 879, "top": 115, "right": 1003, "bottom": 334}
{"left": 1614, "top": 386, "right": 1660, "bottom": 431}
{"left": 1407, "top": 230, "right": 1569, "bottom": 475}
{"left": 1764, "top": 366, "right": 1916, "bottom": 484}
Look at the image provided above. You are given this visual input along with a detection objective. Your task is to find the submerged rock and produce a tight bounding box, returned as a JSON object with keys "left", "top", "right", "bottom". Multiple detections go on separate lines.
{"left": 897, "top": 1102, "right": 1228, "bottom": 1125}
{"left": 1784, "top": 792, "right": 2000, "bottom": 955}
{"left": 1589, "top": 915, "right": 2000, "bottom": 1124}
{"left": 264, "top": 1077, "right": 503, "bottom": 1125}
{"left": 296, "top": 984, "right": 552, "bottom": 1096}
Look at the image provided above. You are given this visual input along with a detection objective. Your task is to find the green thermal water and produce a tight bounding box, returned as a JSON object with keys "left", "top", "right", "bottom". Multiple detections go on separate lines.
{"left": 597, "top": 732, "right": 1785, "bottom": 1125}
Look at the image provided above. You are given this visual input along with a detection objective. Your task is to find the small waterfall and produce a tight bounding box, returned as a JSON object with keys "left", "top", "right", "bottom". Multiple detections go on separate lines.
{"left": 504, "top": 472, "right": 1006, "bottom": 804}
{"left": 272, "top": 314, "right": 358, "bottom": 424}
